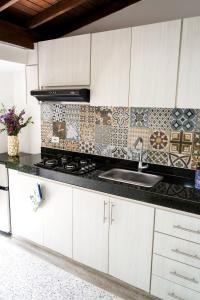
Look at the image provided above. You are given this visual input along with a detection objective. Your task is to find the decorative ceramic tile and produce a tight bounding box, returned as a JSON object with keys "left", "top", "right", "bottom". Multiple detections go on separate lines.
{"left": 195, "top": 110, "right": 200, "bottom": 131}
{"left": 149, "top": 130, "right": 170, "bottom": 152}
{"left": 66, "top": 121, "right": 80, "bottom": 141}
{"left": 64, "top": 140, "right": 79, "bottom": 152}
{"left": 80, "top": 105, "right": 95, "bottom": 124}
{"left": 191, "top": 156, "right": 200, "bottom": 170}
{"left": 52, "top": 104, "right": 66, "bottom": 122}
{"left": 193, "top": 132, "right": 200, "bottom": 156}
{"left": 112, "top": 107, "right": 130, "bottom": 127}
{"left": 128, "top": 149, "right": 148, "bottom": 162}
{"left": 130, "top": 108, "right": 149, "bottom": 128}
{"left": 95, "top": 107, "right": 112, "bottom": 126}
{"left": 95, "top": 125, "right": 112, "bottom": 145}
{"left": 147, "top": 150, "right": 169, "bottom": 166}
{"left": 111, "top": 126, "right": 128, "bottom": 148}
{"left": 41, "top": 121, "right": 53, "bottom": 143}
{"left": 171, "top": 108, "right": 196, "bottom": 131}
{"left": 170, "top": 131, "right": 193, "bottom": 155}
{"left": 65, "top": 104, "right": 80, "bottom": 122}
{"left": 79, "top": 141, "right": 95, "bottom": 154}
{"left": 53, "top": 122, "right": 66, "bottom": 139}
{"left": 169, "top": 153, "right": 191, "bottom": 169}
{"left": 80, "top": 124, "right": 95, "bottom": 142}
{"left": 149, "top": 108, "right": 171, "bottom": 130}
{"left": 95, "top": 144, "right": 113, "bottom": 157}
{"left": 111, "top": 147, "right": 128, "bottom": 159}
{"left": 128, "top": 128, "right": 149, "bottom": 150}
{"left": 41, "top": 103, "right": 53, "bottom": 122}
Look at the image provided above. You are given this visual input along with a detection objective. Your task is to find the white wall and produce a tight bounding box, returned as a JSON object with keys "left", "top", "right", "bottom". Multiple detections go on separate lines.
{"left": 68, "top": 0, "right": 200, "bottom": 36}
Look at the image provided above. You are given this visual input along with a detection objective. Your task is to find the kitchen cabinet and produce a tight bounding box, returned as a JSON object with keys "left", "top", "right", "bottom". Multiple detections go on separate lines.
{"left": 109, "top": 197, "right": 154, "bottom": 291}
{"left": 26, "top": 43, "right": 38, "bottom": 66}
{"left": 38, "top": 34, "right": 91, "bottom": 88}
{"left": 9, "top": 170, "right": 44, "bottom": 245}
{"left": 73, "top": 188, "right": 109, "bottom": 273}
{"left": 43, "top": 180, "right": 73, "bottom": 258}
{"left": 91, "top": 28, "right": 131, "bottom": 107}
{"left": 177, "top": 16, "right": 200, "bottom": 108}
{"left": 129, "top": 20, "right": 181, "bottom": 108}
{"left": 9, "top": 170, "right": 73, "bottom": 257}
{"left": 25, "top": 65, "right": 41, "bottom": 154}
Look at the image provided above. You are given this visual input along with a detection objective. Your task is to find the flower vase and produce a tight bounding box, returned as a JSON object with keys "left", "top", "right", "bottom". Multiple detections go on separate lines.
{"left": 8, "top": 135, "right": 19, "bottom": 157}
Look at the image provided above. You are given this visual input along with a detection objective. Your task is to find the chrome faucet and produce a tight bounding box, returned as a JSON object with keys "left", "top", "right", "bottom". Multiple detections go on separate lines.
{"left": 134, "top": 137, "right": 148, "bottom": 172}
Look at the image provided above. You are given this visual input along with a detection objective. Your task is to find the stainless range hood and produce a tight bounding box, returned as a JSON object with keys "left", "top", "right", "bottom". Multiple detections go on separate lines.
{"left": 31, "top": 88, "right": 90, "bottom": 103}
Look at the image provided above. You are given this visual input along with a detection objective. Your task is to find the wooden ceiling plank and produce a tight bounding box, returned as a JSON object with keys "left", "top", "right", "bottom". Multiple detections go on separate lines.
{"left": 28, "top": 0, "right": 88, "bottom": 29}
{"left": 0, "top": 19, "right": 34, "bottom": 48}
{"left": 0, "top": 0, "right": 20, "bottom": 12}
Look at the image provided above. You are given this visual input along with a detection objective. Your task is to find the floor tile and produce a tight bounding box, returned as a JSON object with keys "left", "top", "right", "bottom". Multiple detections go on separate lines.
{"left": 128, "top": 128, "right": 149, "bottom": 150}
{"left": 149, "top": 130, "right": 170, "bottom": 152}
{"left": 53, "top": 121, "right": 66, "bottom": 139}
{"left": 169, "top": 153, "right": 191, "bottom": 169}
{"left": 41, "top": 103, "right": 53, "bottom": 122}
{"left": 112, "top": 107, "right": 130, "bottom": 128}
{"left": 66, "top": 121, "right": 80, "bottom": 141}
{"left": 169, "top": 131, "right": 193, "bottom": 155}
{"left": 147, "top": 150, "right": 169, "bottom": 166}
{"left": 171, "top": 108, "right": 196, "bottom": 131}
{"left": 95, "top": 144, "right": 113, "bottom": 157}
{"left": 79, "top": 141, "right": 95, "bottom": 154}
{"left": 95, "top": 107, "right": 112, "bottom": 126}
{"left": 193, "top": 132, "right": 200, "bottom": 156}
{"left": 111, "top": 126, "right": 128, "bottom": 148}
{"left": 95, "top": 125, "right": 112, "bottom": 145}
{"left": 52, "top": 104, "right": 66, "bottom": 122}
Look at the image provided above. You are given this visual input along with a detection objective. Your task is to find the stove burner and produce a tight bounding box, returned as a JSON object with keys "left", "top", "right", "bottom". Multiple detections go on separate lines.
{"left": 35, "top": 154, "right": 99, "bottom": 175}
{"left": 45, "top": 159, "right": 58, "bottom": 167}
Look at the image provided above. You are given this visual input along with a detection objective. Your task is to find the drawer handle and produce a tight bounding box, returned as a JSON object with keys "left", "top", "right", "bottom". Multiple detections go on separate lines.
{"left": 110, "top": 203, "right": 115, "bottom": 225}
{"left": 171, "top": 248, "right": 200, "bottom": 260}
{"left": 170, "top": 271, "right": 199, "bottom": 284}
{"left": 173, "top": 224, "right": 200, "bottom": 235}
{"left": 103, "top": 201, "right": 108, "bottom": 223}
{"left": 168, "top": 292, "right": 185, "bottom": 300}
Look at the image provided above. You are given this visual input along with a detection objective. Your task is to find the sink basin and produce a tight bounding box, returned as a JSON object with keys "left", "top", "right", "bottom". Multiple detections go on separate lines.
{"left": 99, "top": 168, "right": 163, "bottom": 188}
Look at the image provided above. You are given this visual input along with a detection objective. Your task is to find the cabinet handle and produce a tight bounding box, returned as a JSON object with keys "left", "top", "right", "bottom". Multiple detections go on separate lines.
{"left": 168, "top": 292, "right": 185, "bottom": 300}
{"left": 173, "top": 224, "right": 200, "bottom": 235}
{"left": 171, "top": 248, "right": 200, "bottom": 260}
{"left": 103, "top": 201, "right": 108, "bottom": 223}
{"left": 110, "top": 203, "right": 115, "bottom": 225}
{"left": 170, "top": 271, "right": 199, "bottom": 284}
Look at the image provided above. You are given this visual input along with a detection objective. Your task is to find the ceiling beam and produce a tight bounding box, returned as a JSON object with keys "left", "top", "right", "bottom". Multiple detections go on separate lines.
{"left": 28, "top": 0, "right": 88, "bottom": 29}
{"left": 0, "top": 0, "right": 19, "bottom": 12}
{"left": 0, "top": 20, "right": 35, "bottom": 48}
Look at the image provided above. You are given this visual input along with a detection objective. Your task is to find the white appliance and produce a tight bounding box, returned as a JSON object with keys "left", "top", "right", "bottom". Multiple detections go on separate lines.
{"left": 0, "top": 164, "right": 11, "bottom": 234}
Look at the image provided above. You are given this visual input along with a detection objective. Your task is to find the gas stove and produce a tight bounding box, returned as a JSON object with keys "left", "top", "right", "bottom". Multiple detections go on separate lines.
{"left": 34, "top": 154, "right": 98, "bottom": 175}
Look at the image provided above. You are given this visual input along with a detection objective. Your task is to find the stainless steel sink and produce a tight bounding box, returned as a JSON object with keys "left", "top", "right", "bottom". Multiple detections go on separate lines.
{"left": 99, "top": 168, "right": 163, "bottom": 188}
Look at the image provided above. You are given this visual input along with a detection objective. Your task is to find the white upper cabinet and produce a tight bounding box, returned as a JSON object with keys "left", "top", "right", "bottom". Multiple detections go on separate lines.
{"left": 129, "top": 20, "right": 181, "bottom": 108}
{"left": 27, "top": 43, "right": 38, "bottom": 66}
{"left": 91, "top": 28, "right": 131, "bottom": 107}
{"left": 177, "top": 17, "right": 200, "bottom": 108}
{"left": 109, "top": 197, "right": 154, "bottom": 291}
{"left": 38, "top": 34, "right": 91, "bottom": 88}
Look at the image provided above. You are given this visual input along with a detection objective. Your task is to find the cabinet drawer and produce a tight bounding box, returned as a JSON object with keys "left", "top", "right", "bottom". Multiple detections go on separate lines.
{"left": 152, "top": 254, "right": 200, "bottom": 292}
{"left": 155, "top": 209, "right": 200, "bottom": 244}
{"left": 154, "top": 232, "right": 200, "bottom": 269}
{"left": 151, "top": 275, "right": 200, "bottom": 300}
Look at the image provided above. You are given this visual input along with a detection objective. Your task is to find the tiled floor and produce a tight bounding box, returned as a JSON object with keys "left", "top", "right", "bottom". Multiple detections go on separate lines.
{"left": 0, "top": 235, "right": 158, "bottom": 300}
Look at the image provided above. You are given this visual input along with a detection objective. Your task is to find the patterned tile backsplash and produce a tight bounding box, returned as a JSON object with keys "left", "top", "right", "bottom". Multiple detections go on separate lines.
{"left": 41, "top": 104, "right": 200, "bottom": 170}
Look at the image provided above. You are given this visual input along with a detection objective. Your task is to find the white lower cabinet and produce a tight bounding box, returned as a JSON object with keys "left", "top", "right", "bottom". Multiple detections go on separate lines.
{"left": 109, "top": 197, "right": 154, "bottom": 291}
{"left": 9, "top": 170, "right": 73, "bottom": 257}
{"left": 73, "top": 188, "right": 109, "bottom": 273}
{"left": 9, "top": 170, "right": 44, "bottom": 245}
{"left": 42, "top": 180, "right": 73, "bottom": 258}
{"left": 151, "top": 275, "right": 200, "bottom": 300}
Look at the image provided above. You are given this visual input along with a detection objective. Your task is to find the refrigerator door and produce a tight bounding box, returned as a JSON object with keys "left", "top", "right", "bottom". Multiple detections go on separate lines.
{"left": 0, "top": 190, "right": 10, "bottom": 233}
{"left": 0, "top": 164, "right": 8, "bottom": 187}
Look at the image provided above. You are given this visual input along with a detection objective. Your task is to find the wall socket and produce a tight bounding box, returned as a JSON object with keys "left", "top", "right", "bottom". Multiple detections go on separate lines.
{"left": 51, "top": 136, "right": 60, "bottom": 143}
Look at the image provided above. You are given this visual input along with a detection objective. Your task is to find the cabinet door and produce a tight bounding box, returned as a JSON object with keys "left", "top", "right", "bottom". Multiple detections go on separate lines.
{"left": 177, "top": 17, "right": 200, "bottom": 108}
{"left": 73, "top": 188, "right": 109, "bottom": 273}
{"left": 43, "top": 181, "right": 73, "bottom": 258}
{"left": 38, "top": 34, "right": 90, "bottom": 87}
{"left": 91, "top": 28, "right": 131, "bottom": 107}
{"left": 9, "top": 170, "right": 44, "bottom": 245}
{"left": 109, "top": 197, "right": 154, "bottom": 292}
{"left": 129, "top": 20, "right": 181, "bottom": 108}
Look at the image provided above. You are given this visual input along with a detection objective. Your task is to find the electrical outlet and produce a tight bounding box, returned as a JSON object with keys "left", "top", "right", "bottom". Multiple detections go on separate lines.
{"left": 51, "top": 136, "right": 59, "bottom": 143}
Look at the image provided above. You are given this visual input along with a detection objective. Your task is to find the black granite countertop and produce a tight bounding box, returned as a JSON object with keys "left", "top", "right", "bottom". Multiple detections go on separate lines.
{"left": 1, "top": 150, "right": 200, "bottom": 216}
